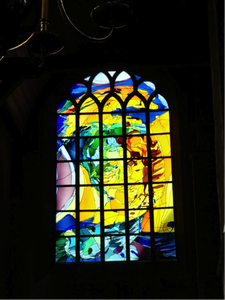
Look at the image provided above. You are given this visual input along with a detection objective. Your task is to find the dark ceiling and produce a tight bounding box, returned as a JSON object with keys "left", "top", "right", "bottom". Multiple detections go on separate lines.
{"left": 2, "top": 0, "right": 210, "bottom": 65}
{"left": 0, "top": 0, "right": 218, "bottom": 137}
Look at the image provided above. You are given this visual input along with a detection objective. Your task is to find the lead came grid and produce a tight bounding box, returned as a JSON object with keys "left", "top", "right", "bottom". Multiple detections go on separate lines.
{"left": 55, "top": 72, "right": 176, "bottom": 263}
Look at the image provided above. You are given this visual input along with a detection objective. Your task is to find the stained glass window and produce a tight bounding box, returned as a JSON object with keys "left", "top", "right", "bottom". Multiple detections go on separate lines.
{"left": 56, "top": 71, "right": 176, "bottom": 263}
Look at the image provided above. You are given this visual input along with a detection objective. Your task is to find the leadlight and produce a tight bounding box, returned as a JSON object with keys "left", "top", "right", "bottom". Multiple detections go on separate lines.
{"left": 56, "top": 71, "right": 176, "bottom": 262}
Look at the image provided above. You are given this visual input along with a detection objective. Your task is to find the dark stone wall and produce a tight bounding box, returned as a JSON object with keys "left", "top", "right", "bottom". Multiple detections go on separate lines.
{"left": 0, "top": 1, "right": 223, "bottom": 298}
{"left": 1, "top": 64, "right": 223, "bottom": 299}
{"left": 207, "top": 2, "right": 224, "bottom": 296}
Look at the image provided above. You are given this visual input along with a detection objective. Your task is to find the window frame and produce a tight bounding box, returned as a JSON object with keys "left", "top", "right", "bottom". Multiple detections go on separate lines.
{"left": 55, "top": 70, "right": 180, "bottom": 264}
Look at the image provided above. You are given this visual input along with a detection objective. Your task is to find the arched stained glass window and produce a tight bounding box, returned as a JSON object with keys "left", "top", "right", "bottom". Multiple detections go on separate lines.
{"left": 56, "top": 71, "right": 176, "bottom": 263}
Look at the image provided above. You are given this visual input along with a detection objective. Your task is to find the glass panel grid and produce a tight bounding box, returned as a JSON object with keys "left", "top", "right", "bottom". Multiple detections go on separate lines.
{"left": 56, "top": 72, "right": 176, "bottom": 263}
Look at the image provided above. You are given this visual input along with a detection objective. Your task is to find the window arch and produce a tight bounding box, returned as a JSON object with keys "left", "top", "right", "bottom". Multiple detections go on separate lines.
{"left": 56, "top": 71, "right": 176, "bottom": 262}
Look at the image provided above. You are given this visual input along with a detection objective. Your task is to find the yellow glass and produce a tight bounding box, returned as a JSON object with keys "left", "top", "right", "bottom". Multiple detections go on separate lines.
{"left": 150, "top": 111, "right": 170, "bottom": 134}
{"left": 152, "top": 183, "right": 174, "bottom": 208}
{"left": 79, "top": 114, "right": 99, "bottom": 136}
{"left": 150, "top": 134, "right": 171, "bottom": 158}
{"left": 103, "top": 97, "right": 122, "bottom": 112}
{"left": 80, "top": 98, "right": 99, "bottom": 113}
{"left": 104, "top": 185, "right": 125, "bottom": 210}
{"left": 154, "top": 208, "right": 175, "bottom": 233}
{"left": 127, "top": 136, "right": 148, "bottom": 158}
{"left": 104, "top": 210, "right": 125, "bottom": 228}
{"left": 79, "top": 186, "right": 100, "bottom": 210}
{"left": 103, "top": 160, "right": 124, "bottom": 184}
{"left": 151, "top": 158, "right": 172, "bottom": 183}
{"left": 127, "top": 159, "right": 148, "bottom": 183}
{"left": 127, "top": 184, "right": 149, "bottom": 209}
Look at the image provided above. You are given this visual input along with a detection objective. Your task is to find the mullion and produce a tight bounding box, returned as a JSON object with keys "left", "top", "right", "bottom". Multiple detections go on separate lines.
{"left": 102, "top": 109, "right": 126, "bottom": 261}
{"left": 76, "top": 111, "right": 80, "bottom": 263}
{"left": 99, "top": 107, "right": 104, "bottom": 263}
{"left": 123, "top": 108, "right": 130, "bottom": 262}
{"left": 146, "top": 106, "right": 156, "bottom": 261}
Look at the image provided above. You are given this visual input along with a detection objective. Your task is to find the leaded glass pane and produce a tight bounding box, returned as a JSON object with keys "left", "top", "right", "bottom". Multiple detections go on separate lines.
{"left": 105, "top": 235, "right": 126, "bottom": 261}
{"left": 56, "top": 212, "right": 76, "bottom": 236}
{"left": 56, "top": 186, "right": 75, "bottom": 211}
{"left": 154, "top": 208, "right": 175, "bottom": 233}
{"left": 127, "top": 159, "right": 148, "bottom": 183}
{"left": 126, "top": 136, "right": 148, "bottom": 158}
{"left": 127, "top": 184, "right": 149, "bottom": 209}
{"left": 150, "top": 94, "right": 169, "bottom": 110}
{"left": 103, "top": 113, "right": 123, "bottom": 136}
{"left": 70, "top": 83, "right": 87, "bottom": 103}
{"left": 56, "top": 237, "right": 76, "bottom": 263}
{"left": 104, "top": 210, "right": 126, "bottom": 233}
{"left": 103, "top": 137, "right": 123, "bottom": 159}
{"left": 80, "top": 236, "right": 101, "bottom": 262}
{"left": 80, "top": 212, "right": 101, "bottom": 235}
{"left": 103, "top": 97, "right": 122, "bottom": 112}
{"left": 130, "top": 235, "right": 151, "bottom": 261}
{"left": 150, "top": 134, "right": 171, "bottom": 157}
{"left": 126, "top": 113, "right": 146, "bottom": 135}
{"left": 79, "top": 186, "right": 100, "bottom": 210}
{"left": 103, "top": 160, "right": 124, "bottom": 184}
{"left": 155, "top": 233, "right": 176, "bottom": 259}
{"left": 137, "top": 81, "right": 155, "bottom": 99}
{"left": 104, "top": 185, "right": 125, "bottom": 209}
{"left": 56, "top": 161, "right": 75, "bottom": 185}
{"left": 57, "top": 99, "right": 76, "bottom": 114}
{"left": 151, "top": 158, "right": 172, "bottom": 182}
{"left": 79, "top": 114, "right": 99, "bottom": 136}
{"left": 150, "top": 111, "right": 170, "bottom": 134}
{"left": 80, "top": 98, "right": 99, "bottom": 113}
{"left": 57, "top": 114, "right": 75, "bottom": 137}
{"left": 153, "top": 182, "right": 174, "bottom": 208}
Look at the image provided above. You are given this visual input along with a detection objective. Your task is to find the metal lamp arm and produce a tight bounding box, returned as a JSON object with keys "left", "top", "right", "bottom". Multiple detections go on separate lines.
{"left": 57, "top": 0, "right": 115, "bottom": 42}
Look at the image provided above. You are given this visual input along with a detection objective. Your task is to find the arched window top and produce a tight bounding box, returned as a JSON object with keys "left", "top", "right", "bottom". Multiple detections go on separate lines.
{"left": 70, "top": 83, "right": 87, "bottom": 103}
{"left": 126, "top": 97, "right": 146, "bottom": 111}
{"left": 67, "top": 71, "right": 160, "bottom": 105}
{"left": 80, "top": 98, "right": 99, "bottom": 113}
{"left": 150, "top": 94, "right": 169, "bottom": 110}
{"left": 137, "top": 81, "right": 155, "bottom": 100}
{"left": 91, "top": 72, "right": 110, "bottom": 90}
{"left": 57, "top": 99, "right": 76, "bottom": 114}
{"left": 103, "top": 97, "right": 122, "bottom": 112}
{"left": 56, "top": 71, "right": 176, "bottom": 263}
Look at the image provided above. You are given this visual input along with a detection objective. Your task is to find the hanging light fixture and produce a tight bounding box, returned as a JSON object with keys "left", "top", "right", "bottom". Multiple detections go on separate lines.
{"left": 57, "top": 0, "right": 132, "bottom": 42}
{"left": 0, "top": 0, "right": 133, "bottom": 66}
{"left": 0, "top": 0, "right": 39, "bottom": 61}
{"left": 26, "top": 0, "right": 64, "bottom": 67}
{"left": 91, "top": 1, "right": 132, "bottom": 31}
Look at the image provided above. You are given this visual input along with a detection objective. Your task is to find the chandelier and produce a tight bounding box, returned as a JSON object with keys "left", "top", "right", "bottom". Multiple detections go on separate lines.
{"left": 0, "top": 0, "right": 132, "bottom": 66}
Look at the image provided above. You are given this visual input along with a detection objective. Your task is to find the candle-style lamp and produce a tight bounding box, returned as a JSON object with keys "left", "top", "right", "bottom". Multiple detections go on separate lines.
{"left": 26, "top": 0, "right": 64, "bottom": 66}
